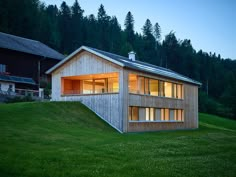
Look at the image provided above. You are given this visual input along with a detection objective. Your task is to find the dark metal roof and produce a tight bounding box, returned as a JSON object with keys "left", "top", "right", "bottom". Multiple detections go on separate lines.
{"left": 46, "top": 46, "right": 201, "bottom": 86}
{"left": 0, "top": 32, "right": 64, "bottom": 60}
{"left": 0, "top": 75, "right": 36, "bottom": 85}
{"left": 87, "top": 47, "right": 201, "bottom": 86}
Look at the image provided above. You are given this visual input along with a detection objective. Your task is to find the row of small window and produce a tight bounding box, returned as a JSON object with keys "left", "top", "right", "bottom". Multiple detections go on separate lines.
{"left": 129, "top": 106, "right": 184, "bottom": 122}
{"left": 129, "top": 74, "right": 183, "bottom": 99}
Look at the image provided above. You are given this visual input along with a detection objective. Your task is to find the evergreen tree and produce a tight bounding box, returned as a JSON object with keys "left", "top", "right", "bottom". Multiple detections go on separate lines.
{"left": 142, "top": 19, "right": 156, "bottom": 63}
{"left": 124, "top": 11, "right": 135, "bottom": 46}
{"left": 142, "top": 19, "right": 153, "bottom": 38}
{"left": 71, "top": 0, "right": 84, "bottom": 50}
{"left": 109, "top": 16, "right": 122, "bottom": 53}
{"left": 97, "top": 4, "right": 110, "bottom": 50}
{"left": 153, "top": 22, "right": 161, "bottom": 44}
{"left": 58, "top": 1, "right": 71, "bottom": 54}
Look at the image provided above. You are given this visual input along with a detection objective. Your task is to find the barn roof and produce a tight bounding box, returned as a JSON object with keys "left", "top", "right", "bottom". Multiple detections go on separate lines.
{"left": 0, "top": 75, "right": 36, "bottom": 85}
{"left": 46, "top": 46, "right": 201, "bottom": 86}
{"left": 0, "top": 32, "right": 64, "bottom": 60}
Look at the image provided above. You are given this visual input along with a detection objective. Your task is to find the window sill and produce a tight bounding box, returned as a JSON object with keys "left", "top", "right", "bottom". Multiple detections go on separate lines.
{"left": 129, "top": 93, "right": 184, "bottom": 100}
{"left": 129, "top": 120, "right": 184, "bottom": 123}
{"left": 61, "top": 92, "right": 119, "bottom": 97}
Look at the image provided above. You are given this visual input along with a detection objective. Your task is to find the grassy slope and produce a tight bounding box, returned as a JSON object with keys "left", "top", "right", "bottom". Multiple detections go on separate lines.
{"left": 0, "top": 102, "right": 235, "bottom": 177}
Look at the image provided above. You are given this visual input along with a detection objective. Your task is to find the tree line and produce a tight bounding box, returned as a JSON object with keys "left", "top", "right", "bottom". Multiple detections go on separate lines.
{"left": 0, "top": 0, "right": 235, "bottom": 119}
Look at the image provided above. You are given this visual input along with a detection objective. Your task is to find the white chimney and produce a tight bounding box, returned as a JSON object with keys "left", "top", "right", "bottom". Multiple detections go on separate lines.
{"left": 128, "top": 51, "right": 136, "bottom": 61}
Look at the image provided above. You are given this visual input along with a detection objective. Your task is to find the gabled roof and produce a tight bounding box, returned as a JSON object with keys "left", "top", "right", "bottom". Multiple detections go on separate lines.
{"left": 0, "top": 32, "right": 64, "bottom": 60}
{"left": 0, "top": 75, "right": 36, "bottom": 85}
{"left": 46, "top": 46, "right": 201, "bottom": 86}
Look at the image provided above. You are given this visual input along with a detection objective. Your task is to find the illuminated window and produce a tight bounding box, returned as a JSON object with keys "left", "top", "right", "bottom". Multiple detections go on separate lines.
{"left": 164, "top": 82, "right": 172, "bottom": 97}
{"left": 138, "top": 77, "right": 145, "bottom": 94}
{"left": 62, "top": 73, "right": 119, "bottom": 95}
{"left": 129, "top": 74, "right": 138, "bottom": 93}
{"left": 173, "top": 84, "right": 177, "bottom": 98}
{"left": 145, "top": 108, "right": 150, "bottom": 121}
{"left": 145, "top": 78, "right": 149, "bottom": 94}
{"left": 62, "top": 79, "right": 80, "bottom": 94}
{"left": 177, "top": 84, "right": 183, "bottom": 99}
{"left": 108, "top": 77, "right": 119, "bottom": 92}
{"left": 129, "top": 107, "right": 184, "bottom": 122}
{"left": 161, "top": 109, "right": 165, "bottom": 121}
{"left": 129, "top": 107, "right": 139, "bottom": 121}
{"left": 159, "top": 81, "right": 164, "bottom": 96}
{"left": 94, "top": 79, "right": 107, "bottom": 93}
{"left": 164, "top": 109, "right": 169, "bottom": 121}
{"left": 149, "top": 79, "right": 158, "bottom": 96}
{"left": 129, "top": 75, "right": 184, "bottom": 100}
{"left": 150, "top": 108, "right": 155, "bottom": 121}
{"left": 83, "top": 80, "right": 93, "bottom": 94}
{"left": 177, "top": 109, "right": 184, "bottom": 121}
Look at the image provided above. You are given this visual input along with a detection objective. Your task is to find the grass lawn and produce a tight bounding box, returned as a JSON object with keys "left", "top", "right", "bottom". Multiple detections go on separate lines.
{"left": 0, "top": 102, "right": 235, "bottom": 177}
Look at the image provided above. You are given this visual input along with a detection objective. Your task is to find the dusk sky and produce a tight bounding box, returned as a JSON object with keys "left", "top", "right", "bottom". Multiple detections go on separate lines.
{"left": 43, "top": 0, "right": 236, "bottom": 59}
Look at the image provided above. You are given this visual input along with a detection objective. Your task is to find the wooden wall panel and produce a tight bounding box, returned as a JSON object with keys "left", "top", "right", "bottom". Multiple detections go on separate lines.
{"left": 60, "top": 94, "right": 121, "bottom": 131}
{"left": 127, "top": 82, "right": 198, "bottom": 132}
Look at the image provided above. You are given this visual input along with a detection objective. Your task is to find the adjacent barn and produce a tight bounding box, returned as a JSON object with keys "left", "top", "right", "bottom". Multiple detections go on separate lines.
{"left": 0, "top": 32, "right": 64, "bottom": 96}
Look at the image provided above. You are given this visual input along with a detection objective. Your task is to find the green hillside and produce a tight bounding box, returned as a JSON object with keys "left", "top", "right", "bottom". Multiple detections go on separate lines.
{"left": 0, "top": 102, "right": 235, "bottom": 177}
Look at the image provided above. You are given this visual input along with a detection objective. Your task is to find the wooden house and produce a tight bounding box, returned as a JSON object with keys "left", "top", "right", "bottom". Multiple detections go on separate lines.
{"left": 0, "top": 32, "right": 64, "bottom": 95}
{"left": 47, "top": 46, "right": 201, "bottom": 133}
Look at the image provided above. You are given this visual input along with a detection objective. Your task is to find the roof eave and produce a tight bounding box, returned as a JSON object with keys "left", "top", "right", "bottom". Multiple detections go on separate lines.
{"left": 0, "top": 46, "right": 64, "bottom": 60}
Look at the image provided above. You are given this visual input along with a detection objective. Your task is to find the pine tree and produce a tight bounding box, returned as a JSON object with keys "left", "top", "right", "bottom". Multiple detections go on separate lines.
{"left": 97, "top": 4, "right": 109, "bottom": 22}
{"left": 97, "top": 4, "right": 110, "bottom": 50}
{"left": 142, "top": 19, "right": 156, "bottom": 63}
{"left": 58, "top": 1, "right": 71, "bottom": 54}
{"left": 142, "top": 19, "right": 153, "bottom": 38}
{"left": 153, "top": 22, "right": 161, "bottom": 43}
{"left": 124, "top": 11, "right": 135, "bottom": 45}
{"left": 71, "top": 0, "right": 84, "bottom": 50}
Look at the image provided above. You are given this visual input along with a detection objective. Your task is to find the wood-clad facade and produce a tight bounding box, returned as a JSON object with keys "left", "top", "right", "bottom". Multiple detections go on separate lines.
{"left": 49, "top": 46, "right": 200, "bottom": 133}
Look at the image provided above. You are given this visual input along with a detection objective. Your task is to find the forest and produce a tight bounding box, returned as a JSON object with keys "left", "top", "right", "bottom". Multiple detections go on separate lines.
{"left": 0, "top": 0, "right": 235, "bottom": 119}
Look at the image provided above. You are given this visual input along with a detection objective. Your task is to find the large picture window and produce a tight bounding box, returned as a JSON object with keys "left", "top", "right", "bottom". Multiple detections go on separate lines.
{"left": 128, "top": 74, "right": 183, "bottom": 99}
{"left": 129, "top": 106, "right": 184, "bottom": 122}
{"left": 62, "top": 72, "right": 119, "bottom": 95}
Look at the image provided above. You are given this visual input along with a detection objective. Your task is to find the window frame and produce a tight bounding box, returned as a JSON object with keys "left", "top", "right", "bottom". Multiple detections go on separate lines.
{"left": 129, "top": 74, "right": 184, "bottom": 100}
{"left": 129, "top": 106, "right": 184, "bottom": 123}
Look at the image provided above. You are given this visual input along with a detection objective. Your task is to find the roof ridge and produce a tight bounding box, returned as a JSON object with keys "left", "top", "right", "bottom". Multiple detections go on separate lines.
{"left": 87, "top": 46, "right": 173, "bottom": 72}
{"left": 86, "top": 46, "right": 128, "bottom": 59}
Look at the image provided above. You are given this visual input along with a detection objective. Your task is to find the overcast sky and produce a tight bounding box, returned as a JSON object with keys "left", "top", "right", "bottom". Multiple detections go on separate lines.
{"left": 43, "top": 0, "right": 236, "bottom": 59}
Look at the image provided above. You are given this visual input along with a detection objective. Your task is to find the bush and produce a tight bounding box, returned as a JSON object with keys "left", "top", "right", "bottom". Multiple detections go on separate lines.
{"left": 199, "top": 91, "right": 234, "bottom": 119}
{"left": 5, "top": 95, "right": 35, "bottom": 103}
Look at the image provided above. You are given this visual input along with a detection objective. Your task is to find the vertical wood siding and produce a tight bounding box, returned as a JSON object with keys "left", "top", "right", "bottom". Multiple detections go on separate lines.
{"left": 128, "top": 83, "right": 199, "bottom": 132}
